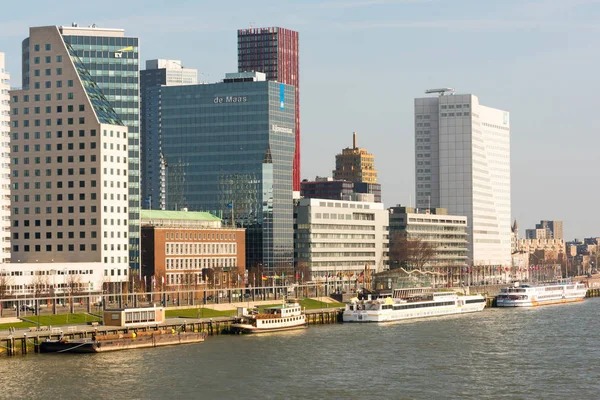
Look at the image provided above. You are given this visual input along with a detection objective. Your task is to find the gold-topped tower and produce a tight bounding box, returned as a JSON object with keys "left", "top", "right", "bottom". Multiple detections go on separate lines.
{"left": 333, "top": 132, "right": 378, "bottom": 183}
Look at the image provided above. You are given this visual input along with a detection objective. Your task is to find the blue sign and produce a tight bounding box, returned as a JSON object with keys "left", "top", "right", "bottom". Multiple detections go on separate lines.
{"left": 280, "top": 84, "right": 285, "bottom": 110}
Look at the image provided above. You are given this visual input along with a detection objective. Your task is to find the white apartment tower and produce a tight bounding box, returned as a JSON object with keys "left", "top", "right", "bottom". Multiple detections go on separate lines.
{"left": 9, "top": 26, "right": 129, "bottom": 288}
{"left": 0, "top": 53, "right": 10, "bottom": 263}
{"left": 414, "top": 89, "right": 511, "bottom": 268}
{"left": 145, "top": 59, "right": 198, "bottom": 85}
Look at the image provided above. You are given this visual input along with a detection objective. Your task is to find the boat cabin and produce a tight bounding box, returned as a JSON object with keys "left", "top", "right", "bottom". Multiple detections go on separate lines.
{"left": 103, "top": 306, "right": 166, "bottom": 327}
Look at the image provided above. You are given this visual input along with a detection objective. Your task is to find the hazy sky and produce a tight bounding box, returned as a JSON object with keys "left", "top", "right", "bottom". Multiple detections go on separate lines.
{"left": 0, "top": 0, "right": 598, "bottom": 240}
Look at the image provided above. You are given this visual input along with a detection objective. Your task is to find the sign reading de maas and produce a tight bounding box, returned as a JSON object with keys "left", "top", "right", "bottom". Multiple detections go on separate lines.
{"left": 213, "top": 96, "right": 248, "bottom": 104}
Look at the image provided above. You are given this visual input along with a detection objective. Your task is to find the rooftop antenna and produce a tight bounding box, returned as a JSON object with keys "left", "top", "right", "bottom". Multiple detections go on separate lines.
{"left": 425, "top": 88, "right": 455, "bottom": 96}
{"left": 249, "top": 21, "right": 255, "bottom": 29}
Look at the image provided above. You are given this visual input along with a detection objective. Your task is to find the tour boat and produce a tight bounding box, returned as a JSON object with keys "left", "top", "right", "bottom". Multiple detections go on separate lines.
{"left": 496, "top": 281, "right": 587, "bottom": 307}
{"left": 343, "top": 288, "right": 486, "bottom": 323}
{"left": 231, "top": 302, "right": 307, "bottom": 334}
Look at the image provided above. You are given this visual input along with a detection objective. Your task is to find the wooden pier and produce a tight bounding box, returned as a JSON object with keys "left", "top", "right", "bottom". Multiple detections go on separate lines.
{"left": 0, "top": 308, "right": 344, "bottom": 357}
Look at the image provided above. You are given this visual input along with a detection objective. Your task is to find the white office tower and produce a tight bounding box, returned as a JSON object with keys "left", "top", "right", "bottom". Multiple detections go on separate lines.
{"left": 0, "top": 53, "right": 10, "bottom": 263}
{"left": 415, "top": 89, "right": 511, "bottom": 270}
{"left": 145, "top": 59, "right": 198, "bottom": 85}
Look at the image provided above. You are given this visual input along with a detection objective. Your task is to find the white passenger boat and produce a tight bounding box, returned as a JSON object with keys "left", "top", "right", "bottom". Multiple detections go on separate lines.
{"left": 343, "top": 288, "right": 486, "bottom": 323}
{"left": 231, "top": 302, "right": 307, "bottom": 334}
{"left": 496, "top": 281, "right": 587, "bottom": 307}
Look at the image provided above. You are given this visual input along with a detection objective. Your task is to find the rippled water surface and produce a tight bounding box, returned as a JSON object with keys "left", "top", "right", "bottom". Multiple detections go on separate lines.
{"left": 2, "top": 299, "right": 600, "bottom": 399}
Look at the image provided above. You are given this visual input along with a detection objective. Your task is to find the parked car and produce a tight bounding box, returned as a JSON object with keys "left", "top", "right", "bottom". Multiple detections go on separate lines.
{"left": 20, "top": 304, "right": 34, "bottom": 312}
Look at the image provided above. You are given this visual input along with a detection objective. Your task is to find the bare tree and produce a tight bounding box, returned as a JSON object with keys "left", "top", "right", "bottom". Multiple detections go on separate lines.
{"left": 65, "top": 273, "right": 83, "bottom": 313}
{"left": 389, "top": 233, "right": 436, "bottom": 271}
{"left": 295, "top": 260, "right": 311, "bottom": 283}
{"left": 0, "top": 273, "right": 13, "bottom": 317}
{"left": 31, "top": 274, "right": 50, "bottom": 299}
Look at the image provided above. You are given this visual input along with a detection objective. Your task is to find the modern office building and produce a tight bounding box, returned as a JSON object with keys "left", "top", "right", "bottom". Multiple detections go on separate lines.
{"left": 294, "top": 197, "right": 389, "bottom": 280}
{"left": 535, "top": 220, "right": 563, "bottom": 240}
{"left": 143, "top": 59, "right": 198, "bottom": 86}
{"left": 301, "top": 176, "right": 381, "bottom": 203}
{"left": 41, "top": 23, "right": 141, "bottom": 272}
{"left": 333, "top": 132, "right": 378, "bottom": 184}
{"left": 140, "top": 210, "right": 245, "bottom": 292}
{"left": 149, "top": 71, "right": 295, "bottom": 272}
{"left": 141, "top": 59, "right": 198, "bottom": 210}
{"left": 414, "top": 89, "right": 511, "bottom": 269}
{"left": 237, "top": 27, "right": 301, "bottom": 192}
{"left": 0, "top": 53, "right": 10, "bottom": 264}
{"left": 9, "top": 26, "right": 129, "bottom": 293}
{"left": 388, "top": 205, "right": 468, "bottom": 285}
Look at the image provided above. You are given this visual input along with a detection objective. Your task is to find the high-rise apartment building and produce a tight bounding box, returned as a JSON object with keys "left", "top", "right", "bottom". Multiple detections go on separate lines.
{"left": 414, "top": 89, "right": 511, "bottom": 269}
{"left": 10, "top": 26, "right": 129, "bottom": 286}
{"left": 141, "top": 59, "right": 198, "bottom": 210}
{"left": 0, "top": 53, "right": 10, "bottom": 263}
{"left": 37, "top": 24, "right": 140, "bottom": 272}
{"left": 333, "top": 132, "right": 378, "bottom": 184}
{"left": 536, "top": 220, "right": 563, "bottom": 240}
{"left": 149, "top": 71, "right": 295, "bottom": 271}
{"left": 237, "top": 27, "right": 300, "bottom": 191}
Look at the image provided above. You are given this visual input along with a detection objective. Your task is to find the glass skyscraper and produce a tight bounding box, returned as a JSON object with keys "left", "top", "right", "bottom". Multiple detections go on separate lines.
{"left": 155, "top": 72, "right": 295, "bottom": 271}
{"left": 141, "top": 59, "right": 198, "bottom": 211}
{"left": 238, "top": 27, "right": 300, "bottom": 192}
{"left": 50, "top": 24, "right": 141, "bottom": 272}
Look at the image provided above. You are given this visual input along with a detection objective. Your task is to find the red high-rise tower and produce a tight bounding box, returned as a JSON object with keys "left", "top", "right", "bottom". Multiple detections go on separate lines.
{"left": 238, "top": 27, "right": 300, "bottom": 191}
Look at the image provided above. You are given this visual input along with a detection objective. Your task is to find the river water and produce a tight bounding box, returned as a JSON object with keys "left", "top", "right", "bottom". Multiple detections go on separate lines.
{"left": 1, "top": 299, "right": 600, "bottom": 400}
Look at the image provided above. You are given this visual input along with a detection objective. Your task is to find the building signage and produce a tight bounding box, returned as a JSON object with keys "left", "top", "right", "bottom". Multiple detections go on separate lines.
{"left": 213, "top": 96, "right": 248, "bottom": 104}
{"left": 279, "top": 84, "right": 285, "bottom": 110}
{"left": 272, "top": 125, "right": 293, "bottom": 134}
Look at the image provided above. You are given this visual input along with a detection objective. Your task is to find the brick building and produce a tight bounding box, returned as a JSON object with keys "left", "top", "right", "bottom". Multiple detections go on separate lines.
{"left": 141, "top": 210, "right": 245, "bottom": 292}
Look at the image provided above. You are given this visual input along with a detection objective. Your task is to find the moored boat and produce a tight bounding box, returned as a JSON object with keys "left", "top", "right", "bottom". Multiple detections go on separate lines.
{"left": 39, "top": 329, "right": 206, "bottom": 354}
{"left": 343, "top": 287, "right": 486, "bottom": 323}
{"left": 231, "top": 302, "right": 307, "bottom": 334}
{"left": 496, "top": 280, "right": 587, "bottom": 307}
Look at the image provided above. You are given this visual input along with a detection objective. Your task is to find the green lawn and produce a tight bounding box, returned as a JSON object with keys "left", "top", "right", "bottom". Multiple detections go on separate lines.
{"left": 165, "top": 308, "right": 238, "bottom": 319}
{"left": 0, "top": 321, "right": 34, "bottom": 330}
{"left": 299, "top": 298, "right": 345, "bottom": 309}
{"left": 0, "top": 313, "right": 102, "bottom": 331}
{"left": 255, "top": 298, "right": 345, "bottom": 311}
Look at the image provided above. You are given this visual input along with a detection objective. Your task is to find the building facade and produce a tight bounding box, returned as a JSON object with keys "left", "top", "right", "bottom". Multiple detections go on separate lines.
{"left": 388, "top": 205, "right": 468, "bottom": 285}
{"left": 333, "top": 132, "right": 378, "bottom": 184}
{"left": 150, "top": 72, "right": 295, "bottom": 272}
{"left": 0, "top": 53, "right": 10, "bottom": 264}
{"left": 140, "top": 210, "right": 245, "bottom": 291}
{"left": 141, "top": 59, "right": 198, "bottom": 211}
{"left": 238, "top": 27, "right": 300, "bottom": 192}
{"left": 9, "top": 26, "right": 129, "bottom": 293}
{"left": 47, "top": 24, "right": 141, "bottom": 272}
{"left": 414, "top": 90, "right": 511, "bottom": 269}
{"left": 294, "top": 197, "right": 389, "bottom": 280}
{"left": 535, "top": 220, "right": 563, "bottom": 240}
{"left": 301, "top": 176, "right": 382, "bottom": 203}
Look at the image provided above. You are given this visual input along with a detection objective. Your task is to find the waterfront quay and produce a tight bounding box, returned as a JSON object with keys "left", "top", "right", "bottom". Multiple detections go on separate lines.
{"left": 0, "top": 291, "right": 344, "bottom": 357}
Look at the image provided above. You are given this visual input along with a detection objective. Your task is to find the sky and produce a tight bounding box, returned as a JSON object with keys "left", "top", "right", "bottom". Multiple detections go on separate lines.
{"left": 0, "top": 0, "right": 599, "bottom": 240}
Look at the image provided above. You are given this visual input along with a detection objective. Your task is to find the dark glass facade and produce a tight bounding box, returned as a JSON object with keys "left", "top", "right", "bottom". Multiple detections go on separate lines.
{"left": 60, "top": 30, "right": 141, "bottom": 271}
{"left": 158, "top": 80, "right": 295, "bottom": 271}
{"left": 238, "top": 27, "right": 300, "bottom": 192}
{"left": 301, "top": 180, "right": 382, "bottom": 203}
